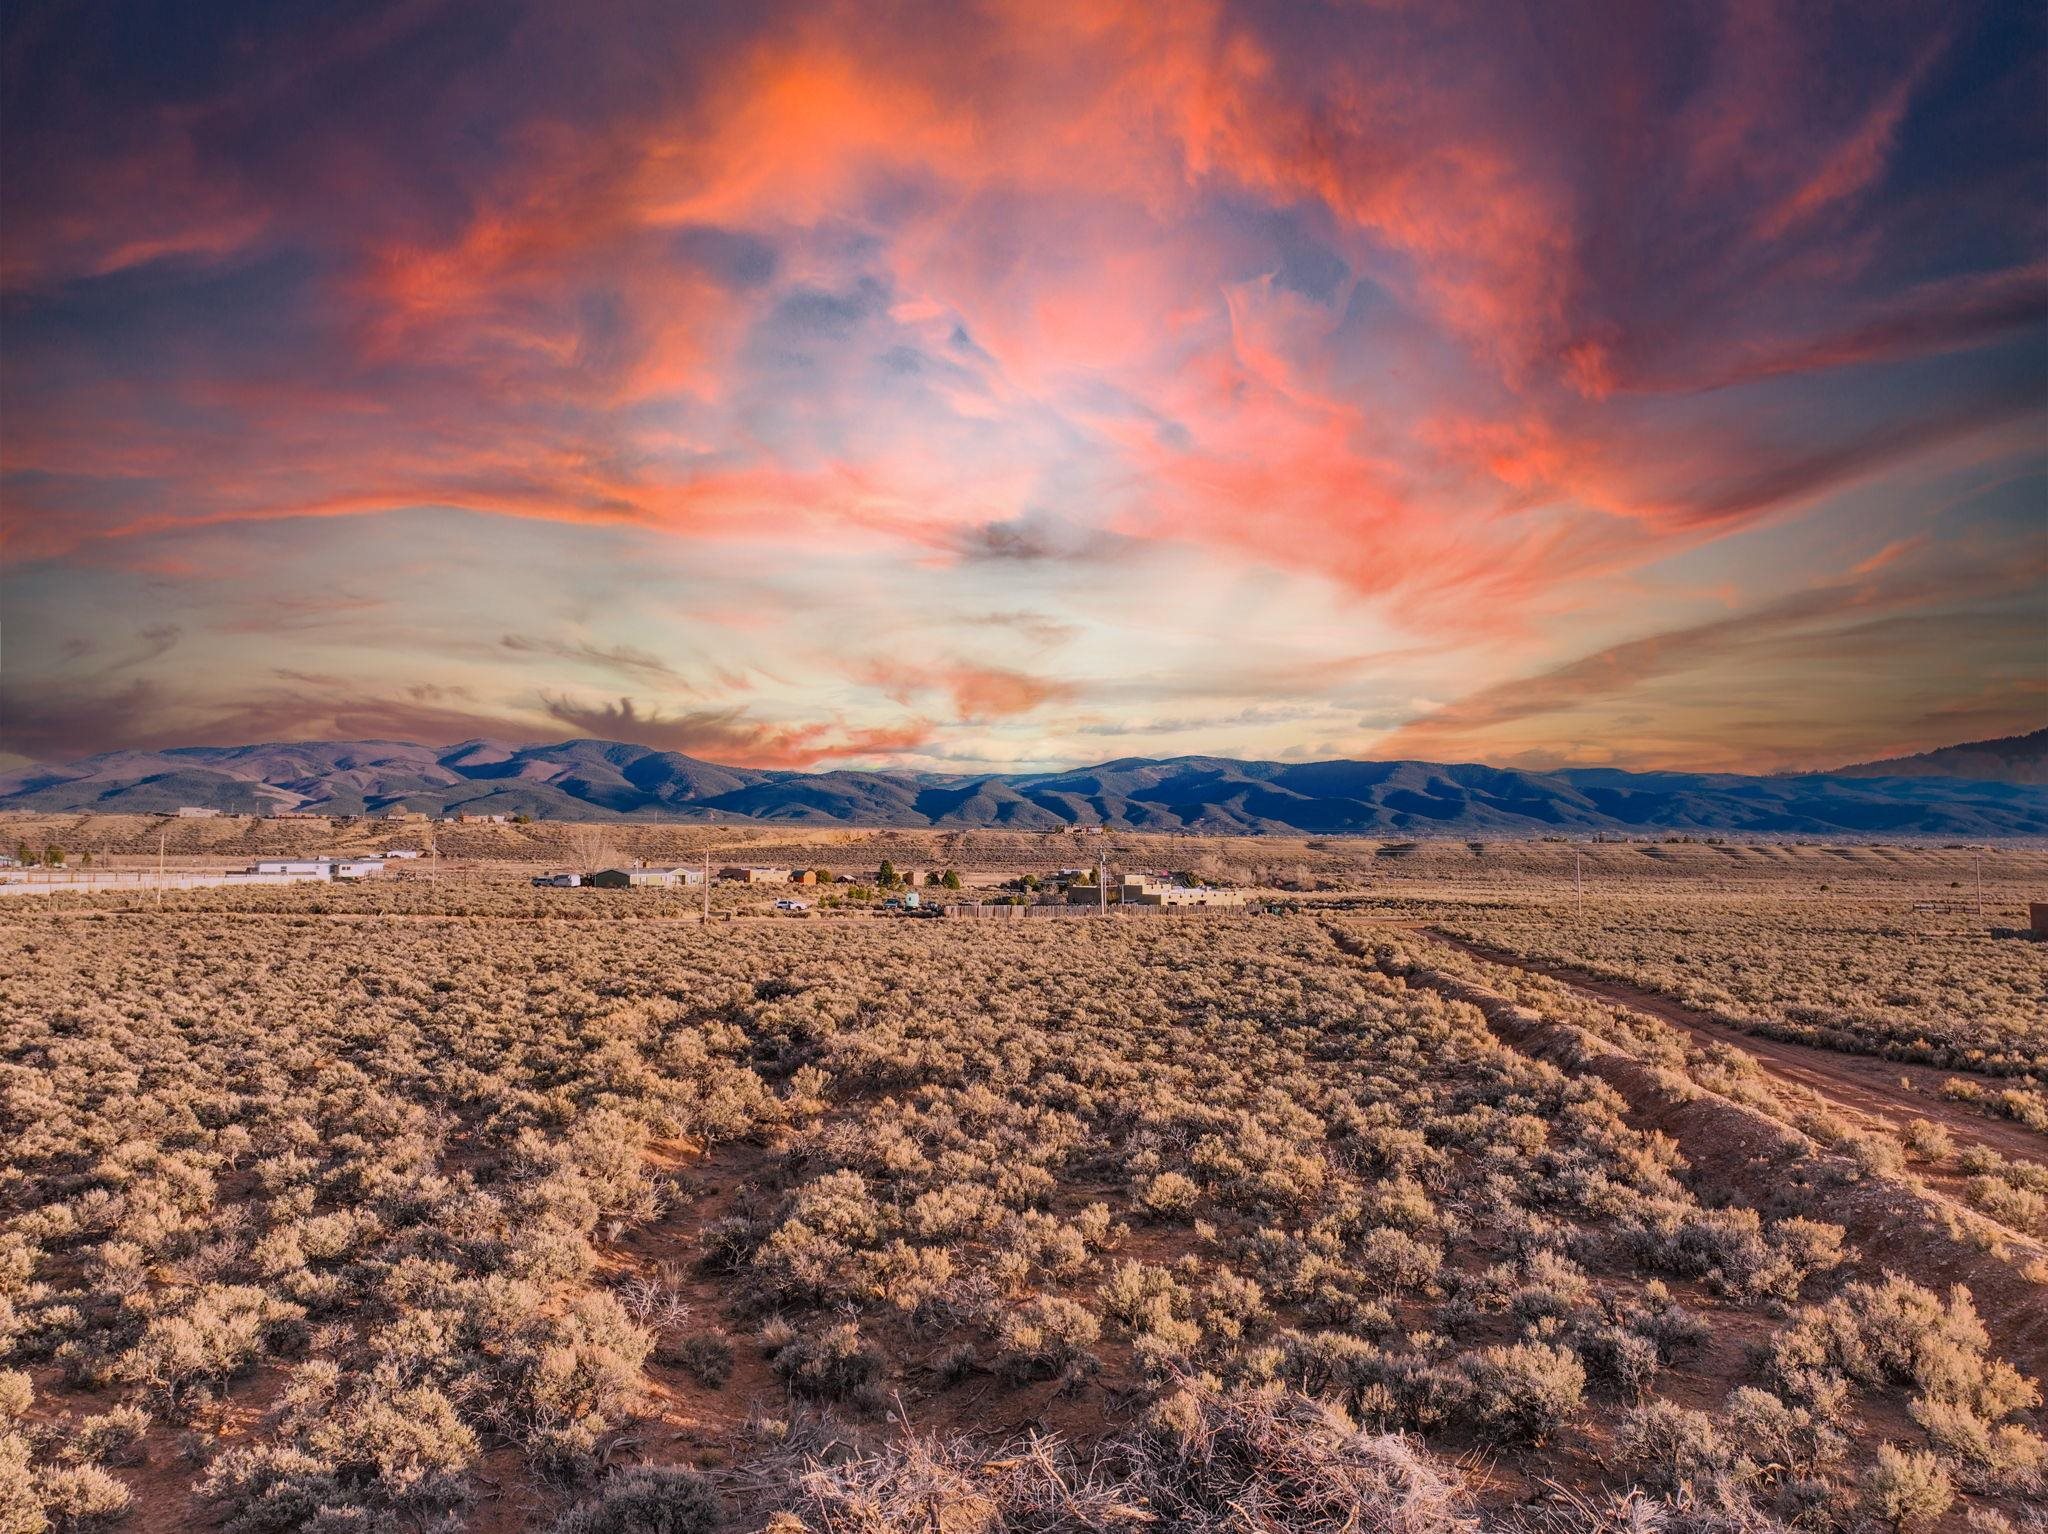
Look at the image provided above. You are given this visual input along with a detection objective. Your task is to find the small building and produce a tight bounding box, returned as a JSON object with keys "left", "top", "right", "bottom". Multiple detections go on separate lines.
{"left": 1117, "top": 875, "right": 1245, "bottom": 909}
{"left": 455, "top": 810, "right": 510, "bottom": 824}
{"left": 245, "top": 857, "right": 383, "bottom": 881}
{"left": 378, "top": 808, "right": 424, "bottom": 821}
{"left": 533, "top": 873, "right": 582, "bottom": 888}
{"left": 790, "top": 869, "right": 818, "bottom": 885}
{"left": 381, "top": 849, "right": 424, "bottom": 859}
{"left": 176, "top": 806, "right": 222, "bottom": 818}
{"left": 719, "top": 865, "right": 793, "bottom": 884}
{"left": 251, "top": 859, "right": 334, "bottom": 878}
{"left": 2032, "top": 903, "right": 2047, "bottom": 939}
{"left": 582, "top": 867, "right": 689, "bottom": 888}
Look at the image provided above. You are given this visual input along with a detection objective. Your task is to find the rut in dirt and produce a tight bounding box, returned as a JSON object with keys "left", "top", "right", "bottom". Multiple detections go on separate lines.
{"left": 1414, "top": 926, "right": 2048, "bottom": 1172}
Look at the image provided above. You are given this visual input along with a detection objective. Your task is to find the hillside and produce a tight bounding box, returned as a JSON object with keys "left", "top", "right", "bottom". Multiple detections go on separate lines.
{"left": 1834, "top": 726, "right": 2048, "bottom": 785}
{"left": 3, "top": 737, "right": 2045, "bottom": 835}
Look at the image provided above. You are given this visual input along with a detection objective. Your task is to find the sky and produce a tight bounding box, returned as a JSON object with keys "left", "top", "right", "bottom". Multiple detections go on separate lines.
{"left": 2, "top": 0, "right": 2044, "bottom": 775}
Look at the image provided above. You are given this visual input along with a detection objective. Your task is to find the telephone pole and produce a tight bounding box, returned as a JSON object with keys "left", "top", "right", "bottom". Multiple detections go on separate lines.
{"left": 1574, "top": 848, "right": 1583, "bottom": 919}
{"left": 1975, "top": 848, "right": 1984, "bottom": 922}
{"left": 156, "top": 826, "right": 167, "bottom": 910}
{"left": 1098, "top": 853, "right": 1107, "bottom": 916}
{"left": 702, "top": 845, "right": 711, "bottom": 923}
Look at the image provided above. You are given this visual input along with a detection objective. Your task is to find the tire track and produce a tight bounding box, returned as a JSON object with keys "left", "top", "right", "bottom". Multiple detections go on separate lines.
{"left": 1417, "top": 926, "right": 2048, "bottom": 1170}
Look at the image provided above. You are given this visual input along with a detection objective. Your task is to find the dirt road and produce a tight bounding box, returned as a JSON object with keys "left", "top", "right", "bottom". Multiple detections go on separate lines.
{"left": 1418, "top": 926, "right": 2048, "bottom": 1171}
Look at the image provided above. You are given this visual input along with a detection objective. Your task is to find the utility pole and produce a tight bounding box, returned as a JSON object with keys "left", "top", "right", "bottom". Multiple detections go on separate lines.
{"left": 702, "top": 845, "right": 711, "bottom": 923}
{"left": 1975, "top": 848, "right": 1983, "bottom": 922}
{"left": 1574, "top": 847, "right": 1583, "bottom": 919}
{"left": 1098, "top": 853, "right": 1107, "bottom": 916}
{"left": 156, "top": 826, "right": 167, "bottom": 910}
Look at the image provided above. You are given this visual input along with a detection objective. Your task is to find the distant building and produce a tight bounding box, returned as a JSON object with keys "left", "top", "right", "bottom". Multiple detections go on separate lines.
{"left": 533, "top": 873, "right": 582, "bottom": 888}
{"left": 1116, "top": 874, "right": 1245, "bottom": 908}
{"left": 584, "top": 867, "right": 692, "bottom": 888}
{"left": 252, "top": 859, "right": 333, "bottom": 878}
{"left": 247, "top": 857, "right": 386, "bottom": 881}
{"left": 266, "top": 811, "right": 325, "bottom": 821}
{"left": 2032, "top": 903, "right": 2047, "bottom": 939}
{"left": 719, "top": 866, "right": 793, "bottom": 884}
{"left": 790, "top": 869, "right": 818, "bottom": 885}
{"left": 455, "top": 810, "right": 510, "bottom": 823}
{"left": 175, "top": 806, "right": 222, "bottom": 818}
{"left": 381, "top": 849, "right": 424, "bottom": 859}
{"left": 378, "top": 808, "right": 424, "bottom": 821}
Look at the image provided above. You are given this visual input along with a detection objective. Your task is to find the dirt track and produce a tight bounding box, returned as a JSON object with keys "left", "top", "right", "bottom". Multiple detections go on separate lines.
{"left": 1419, "top": 926, "right": 2048, "bottom": 1171}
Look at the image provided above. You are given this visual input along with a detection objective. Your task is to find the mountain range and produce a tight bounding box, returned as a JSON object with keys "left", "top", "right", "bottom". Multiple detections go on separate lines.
{"left": 1829, "top": 727, "right": 2048, "bottom": 786}
{"left": 0, "top": 730, "right": 2043, "bottom": 835}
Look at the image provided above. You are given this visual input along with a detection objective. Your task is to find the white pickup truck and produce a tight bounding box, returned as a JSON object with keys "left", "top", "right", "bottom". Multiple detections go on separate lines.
{"left": 772, "top": 898, "right": 810, "bottom": 913}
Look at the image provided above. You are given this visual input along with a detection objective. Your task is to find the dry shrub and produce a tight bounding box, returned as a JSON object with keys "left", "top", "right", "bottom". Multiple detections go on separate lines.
{"left": 548, "top": 1466, "right": 720, "bottom": 1534}
{"left": 771, "top": 1322, "right": 885, "bottom": 1405}
{"left": 33, "top": 1462, "right": 134, "bottom": 1531}
{"left": 1455, "top": 1342, "right": 1586, "bottom": 1445}
{"left": 776, "top": 1384, "right": 1476, "bottom": 1534}
{"left": 1860, "top": 1444, "right": 1953, "bottom": 1532}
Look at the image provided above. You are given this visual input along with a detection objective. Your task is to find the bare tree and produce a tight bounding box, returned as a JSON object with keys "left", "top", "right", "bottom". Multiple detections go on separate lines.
{"left": 567, "top": 824, "right": 617, "bottom": 870}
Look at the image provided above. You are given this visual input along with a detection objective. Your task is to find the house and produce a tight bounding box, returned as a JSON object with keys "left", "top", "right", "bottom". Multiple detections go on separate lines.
{"left": 378, "top": 808, "right": 424, "bottom": 821}
{"left": 790, "top": 869, "right": 818, "bottom": 885}
{"left": 455, "top": 810, "right": 510, "bottom": 824}
{"left": 581, "top": 867, "right": 685, "bottom": 888}
{"left": 245, "top": 857, "right": 384, "bottom": 881}
{"left": 380, "top": 849, "right": 424, "bottom": 859}
{"left": 176, "top": 806, "right": 222, "bottom": 818}
{"left": 251, "top": 859, "right": 335, "bottom": 879}
{"left": 719, "top": 866, "right": 793, "bottom": 883}
{"left": 1117, "top": 874, "right": 1244, "bottom": 908}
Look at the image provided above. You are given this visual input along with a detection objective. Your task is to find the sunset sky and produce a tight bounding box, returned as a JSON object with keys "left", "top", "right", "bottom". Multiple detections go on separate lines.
{"left": 3, "top": 0, "right": 2043, "bottom": 774}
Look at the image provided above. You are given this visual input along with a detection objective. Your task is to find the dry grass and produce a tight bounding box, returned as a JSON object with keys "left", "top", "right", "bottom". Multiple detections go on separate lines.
{"left": 2, "top": 858, "right": 2044, "bottom": 1531}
